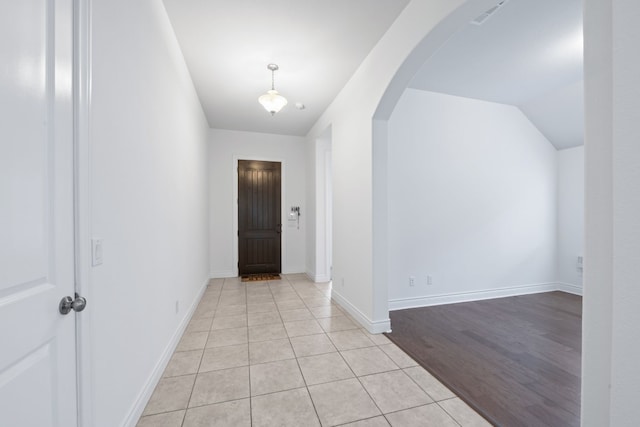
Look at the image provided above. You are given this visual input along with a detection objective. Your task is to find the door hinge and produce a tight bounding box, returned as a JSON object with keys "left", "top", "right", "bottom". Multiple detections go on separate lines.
{"left": 237, "top": 230, "right": 239, "bottom": 236}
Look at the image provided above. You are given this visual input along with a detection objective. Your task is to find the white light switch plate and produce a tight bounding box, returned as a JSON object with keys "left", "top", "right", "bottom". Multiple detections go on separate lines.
{"left": 92, "top": 238, "right": 103, "bottom": 266}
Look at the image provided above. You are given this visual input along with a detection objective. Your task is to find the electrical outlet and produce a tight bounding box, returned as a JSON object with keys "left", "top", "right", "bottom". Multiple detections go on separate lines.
{"left": 427, "top": 275, "right": 433, "bottom": 286}
{"left": 409, "top": 276, "right": 415, "bottom": 287}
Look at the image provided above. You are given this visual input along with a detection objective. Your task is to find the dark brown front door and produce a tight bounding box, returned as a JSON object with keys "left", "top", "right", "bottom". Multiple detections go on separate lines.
{"left": 238, "top": 160, "right": 282, "bottom": 275}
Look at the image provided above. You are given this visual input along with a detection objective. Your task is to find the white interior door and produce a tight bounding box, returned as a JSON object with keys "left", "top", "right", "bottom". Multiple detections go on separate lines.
{"left": 0, "top": 1, "right": 78, "bottom": 426}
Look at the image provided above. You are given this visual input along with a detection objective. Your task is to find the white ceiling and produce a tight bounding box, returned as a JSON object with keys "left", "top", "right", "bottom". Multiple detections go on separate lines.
{"left": 163, "top": 0, "right": 584, "bottom": 148}
{"left": 519, "top": 80, "right": 584, "bottom": 150}
{"left": 409, "top": 0, "right": 583, "bottom": 150}
{"left": 162, "top": 0, "right": 410, "bottom": 136}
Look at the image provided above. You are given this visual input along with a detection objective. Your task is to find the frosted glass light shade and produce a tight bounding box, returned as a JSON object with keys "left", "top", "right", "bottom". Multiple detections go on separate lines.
{"left": 258, "top": 89, "right": 288, "bottom": 115}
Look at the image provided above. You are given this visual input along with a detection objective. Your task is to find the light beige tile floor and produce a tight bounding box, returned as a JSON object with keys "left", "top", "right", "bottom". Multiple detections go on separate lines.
{"left": 137, "top": 275, "right": 490, "bottom": 427}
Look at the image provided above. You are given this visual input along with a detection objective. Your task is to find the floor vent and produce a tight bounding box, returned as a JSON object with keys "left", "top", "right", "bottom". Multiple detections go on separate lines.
{"left": 471, "top": 0, "right": 509, "bottom": 26}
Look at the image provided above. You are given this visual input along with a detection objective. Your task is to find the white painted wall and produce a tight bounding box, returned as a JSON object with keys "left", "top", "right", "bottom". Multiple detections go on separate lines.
{"left": 300, "top": 0, "right": 638, "bottom": 420}
{"left": 583, "top": 0, "right": 640, "bottom": 424}
{"left": 386, "top": 90, "right": 557, "bottom": 308}
{"left": 88, "top": 1, "right": 210, "bottom": 426}
{"left": 306, "top": 129, "right": 333, "bottom": 282}
{"left": 209, "top": 128, "right": 306, "bottom": 277}
{"left": 306, "top": 0, "right": 500, "bottom": 332}
{"left": 557, "top": 146, "right": 584, "bottom": 289}
{"left": 609, "top": 0, "right": 640, "bottom": 420}
{"left": 305, "top": 138, "right": 317, "bottom": 279}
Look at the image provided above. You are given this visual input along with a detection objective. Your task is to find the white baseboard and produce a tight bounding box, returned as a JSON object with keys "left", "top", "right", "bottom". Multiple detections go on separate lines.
{"left": 210, "top": 270, "right": 236, "bottom": 278}
{"left": 389, "top": 282, "right": 561, "bottom": 311}
{"left": 556, "top": 282, "right": 583, "bottom": 295}
{"left": 306, "top": 271, "right": 331, "bottom": 283}
{"left": 332, "top": 289, "right": 391, "bottom": 334}
{"left": 123, "top": 278, "right": 208, "bottom": 427}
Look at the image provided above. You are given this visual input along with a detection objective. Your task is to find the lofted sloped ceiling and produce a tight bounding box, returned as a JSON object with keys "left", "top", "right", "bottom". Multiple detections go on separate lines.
{"left": 162, "top": 0, "right": 410, "bottom": 136}
{"left": 409, "top": 0, "right": 584, "bottom": 150}
{"left": 519, "top": 80, "right": 584, "bottom": 150}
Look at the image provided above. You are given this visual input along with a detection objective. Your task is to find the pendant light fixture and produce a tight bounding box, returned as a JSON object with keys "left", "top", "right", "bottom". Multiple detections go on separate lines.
{"left": 258, "top": 64, "right": 288, "bottom": 115}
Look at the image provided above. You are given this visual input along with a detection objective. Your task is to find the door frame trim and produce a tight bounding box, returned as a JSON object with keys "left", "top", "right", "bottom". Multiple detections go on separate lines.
{"left": 73, "top": 0, "right": 94, "bottom": 425}
{"left": 324, "top": 148, "right": 332, "bottom": 281}
{"left": 232, "top": 155, "right": 286, "bottom": 276}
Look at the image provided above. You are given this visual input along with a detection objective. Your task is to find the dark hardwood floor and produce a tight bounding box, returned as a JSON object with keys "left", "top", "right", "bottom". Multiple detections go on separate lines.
{"left": 385, "top": 292, "right": 582, "bottom": 427}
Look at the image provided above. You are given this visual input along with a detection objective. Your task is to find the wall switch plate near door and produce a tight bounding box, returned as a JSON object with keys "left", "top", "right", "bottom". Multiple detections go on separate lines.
{"left": 92, "top": 238, "right": 103, "bottom": 266}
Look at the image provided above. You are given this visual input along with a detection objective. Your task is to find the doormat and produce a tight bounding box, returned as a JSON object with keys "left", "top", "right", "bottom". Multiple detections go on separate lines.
{"left": 240, "top": 273, "right": 281, "bottom": 282}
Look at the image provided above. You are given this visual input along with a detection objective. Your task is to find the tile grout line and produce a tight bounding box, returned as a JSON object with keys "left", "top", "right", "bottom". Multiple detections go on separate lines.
{"left": 295, "top": 277, "right": 400, "bottom": 425}
{"left": 344, "top": 356, "right": 388, "bottom": 420}
{"left": 330, "top": 327, "right": 393, "bottom": 424}
{"left": 284, "top": 275, "right": 323, "bottom": 426}
{"left": 181, "top": 279, "right": 222, "bottom": 426}
{"left": 243, "top": 280, "right": 254, "bottom": 427}
{"left": 278, "top": 279, "right": 322, "bottom": 426}
{"left": 435, "top": 399, "right": 464, "bottom": 427}
{"left": 340, "top": 347, "right": 446, "bottom": 425}
{"left": 401, "top": 366, "right": 445, "bottom": 404}
{"left": 142, "top": 275, "right": 474, "bottom": 426}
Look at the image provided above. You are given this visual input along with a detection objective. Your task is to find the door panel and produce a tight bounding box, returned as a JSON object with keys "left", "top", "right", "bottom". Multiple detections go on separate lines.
{"left": 0, "top": 0, "right": 78, "bottom": 426}
{"left": 238, "top": 160, "right": 281, "bottom": 275}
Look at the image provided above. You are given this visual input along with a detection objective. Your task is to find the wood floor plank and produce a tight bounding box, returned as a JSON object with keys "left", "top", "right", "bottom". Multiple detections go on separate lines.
{"left": 386, "top": 291, "right": 581, "bottom": 427}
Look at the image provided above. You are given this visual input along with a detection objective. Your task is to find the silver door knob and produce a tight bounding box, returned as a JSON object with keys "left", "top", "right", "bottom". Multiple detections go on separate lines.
{"left": 59, "top": 294, "right": 87, "bottom": 315}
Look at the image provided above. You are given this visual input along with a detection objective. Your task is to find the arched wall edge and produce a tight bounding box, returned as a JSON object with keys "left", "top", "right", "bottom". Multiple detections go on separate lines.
{"left": 304, "top": 0, "right": 502, "bottom": 335}
{"left": 371, "top": 0, "right": 498, "bottom": 326}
